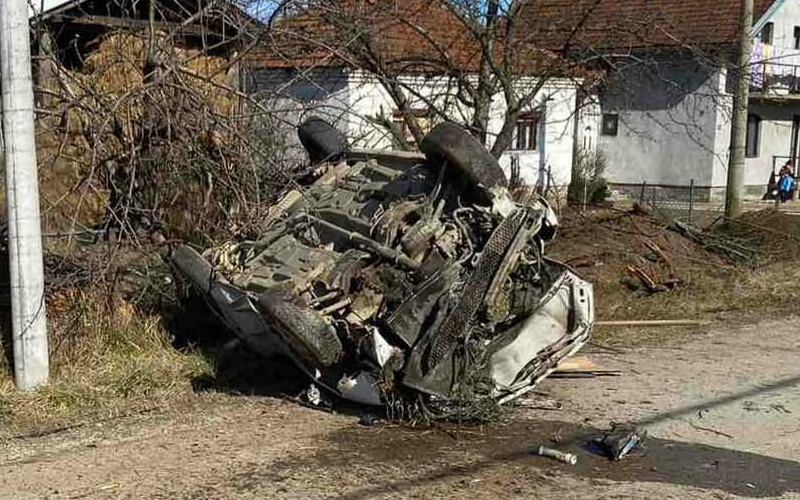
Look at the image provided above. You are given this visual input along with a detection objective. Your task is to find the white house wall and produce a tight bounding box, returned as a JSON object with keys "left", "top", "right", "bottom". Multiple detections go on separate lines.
{"left": 743, "top": 101, "right": 800, "bottom": 186}
{"left": 742, "top": 0, "right": 800, "bottom": 193}
{"left": 250, "top": 67, "right": 581, "bottom": 187}
{"left": 490, "top": 81, "right": 579, "bottom": 187}
{"left": 247, "top": 67, "right": 353, "bottom": 156}
{"left": 599, "top": 58, "right": 725, "bottom": 187}
{"left": 344, "top": 71, "right": 472, "bottom": 150}
{"left": 711, "top": 69, "right": 734, "bottom": 189}
{"left": 576, "top": 94, "right": 602, "bottom": 154}
{"left": 346, "top": 70, "right": 580, "bottom": 186}
{"left": 762, "top": 0, "right": 800, "bottom": 49}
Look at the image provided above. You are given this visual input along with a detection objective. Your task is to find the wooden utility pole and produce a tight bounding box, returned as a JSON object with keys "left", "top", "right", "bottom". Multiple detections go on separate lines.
{"left": 0, "top": 0, "right": 49, "bottom": 389}
{"left": 725, "top": 0, "right": 755, "bottom": 219}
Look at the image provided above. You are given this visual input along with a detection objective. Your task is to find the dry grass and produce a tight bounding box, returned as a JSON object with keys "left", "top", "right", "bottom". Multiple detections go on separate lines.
{"left": 0, "top": 289, "right": 212, "bottom": 435}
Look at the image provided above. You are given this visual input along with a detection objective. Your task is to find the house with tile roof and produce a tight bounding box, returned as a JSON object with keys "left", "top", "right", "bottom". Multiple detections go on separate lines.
{"left": 248, "top": 0, "right": 598, "bottom": 189}
{"left": 518, "top": 0, "right": 800, "bottom": 199}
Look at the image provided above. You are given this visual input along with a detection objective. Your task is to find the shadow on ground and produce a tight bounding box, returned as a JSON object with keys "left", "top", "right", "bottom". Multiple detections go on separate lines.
{"left": 166, "top": 291, "right": 312, "bottom": 399}
{"left": 216, "top": 373, "right": 800, "bottom": 499}
{"left": 229, "top": 418, "right": 800, "bottom": 499}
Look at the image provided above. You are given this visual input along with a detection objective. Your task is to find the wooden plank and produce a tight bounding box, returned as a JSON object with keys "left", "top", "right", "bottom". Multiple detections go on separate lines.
{"left": 595, "top": 319, "right": 710, "bottom": 327}
{"left": 554, "top": 356, "right": 621, "bottom": 376}
{"left": 48, "top": 14, "right": 211, "bottom": 37}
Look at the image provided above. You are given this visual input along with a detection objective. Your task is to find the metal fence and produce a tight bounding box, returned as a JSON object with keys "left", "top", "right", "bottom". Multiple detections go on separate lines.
{"left": 612, "top": 181, "right": 727, "bottom": 227}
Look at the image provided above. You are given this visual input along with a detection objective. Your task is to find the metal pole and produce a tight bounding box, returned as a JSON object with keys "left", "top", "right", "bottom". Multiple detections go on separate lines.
{"left": 651, "top": 185, "right": 656, "bottom": 211}
{"left": 1, "top": 0, "right": 49, "bottom": 389}
{"left": 725, "top": 0, "right": 754, "bottom": 219}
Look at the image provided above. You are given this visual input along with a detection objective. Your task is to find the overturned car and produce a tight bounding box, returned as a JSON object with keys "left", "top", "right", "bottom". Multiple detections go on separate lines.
{"left": 170, "top": 119, "right": 593, "bottom": 416}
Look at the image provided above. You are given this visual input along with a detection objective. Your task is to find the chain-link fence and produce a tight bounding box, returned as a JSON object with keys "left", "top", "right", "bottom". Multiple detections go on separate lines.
{"left": 612, "top": 182, "right": 727, "bottom": 227}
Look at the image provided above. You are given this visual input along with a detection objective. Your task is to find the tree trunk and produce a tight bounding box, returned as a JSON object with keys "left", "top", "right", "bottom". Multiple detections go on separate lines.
{"left": 470, "top": 0, "right": 499, "bottom": 145}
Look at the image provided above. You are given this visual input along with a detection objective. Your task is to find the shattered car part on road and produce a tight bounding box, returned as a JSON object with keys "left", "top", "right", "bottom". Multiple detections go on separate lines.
{"left": 169, "top": 119, "right": 594, "bottom": 417}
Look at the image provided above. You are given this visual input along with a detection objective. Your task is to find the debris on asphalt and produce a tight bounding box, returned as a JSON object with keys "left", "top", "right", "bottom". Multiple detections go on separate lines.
{"left": 596, "top": 423, "right": 645, "bottom": 460}
{"left": 686, "top": 421, "right": 734, "bottom": 439}
{"left": 516, "top": 397, "right": 563, "bottom": 411}
{"left": 169, "top": 119, "right": 594, "bottom": 419}
{"left": 301, "top": 384, "right": 332, "bottom": 411}
{"left": 536, "top": 445, "right": 578, "bottom": 465}
{"left": 358, "top": 413, "right": 380, "bottom": 426}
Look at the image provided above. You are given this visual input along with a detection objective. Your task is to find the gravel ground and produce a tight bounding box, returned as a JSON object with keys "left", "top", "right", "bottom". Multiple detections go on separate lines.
{"left": 1, "top": 318, "right": 799, "bottom": 499}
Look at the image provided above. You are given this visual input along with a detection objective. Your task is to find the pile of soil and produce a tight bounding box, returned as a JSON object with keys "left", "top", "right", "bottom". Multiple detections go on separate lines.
{"left": 547, "top": 207, "right": 800, "bottom": 325}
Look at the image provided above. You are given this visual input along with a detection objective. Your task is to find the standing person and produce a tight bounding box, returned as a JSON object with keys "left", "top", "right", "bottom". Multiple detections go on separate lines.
{"left": 779, "top": 162, "right": 795, "bottom": 203}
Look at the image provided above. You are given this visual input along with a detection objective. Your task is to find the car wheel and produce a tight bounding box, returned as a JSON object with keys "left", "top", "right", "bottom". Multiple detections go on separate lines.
{"left": 297, "top": 116, "right": 348, "bottom": 164}
{"left": 256, "top": 292, "right": 343, "bottom": 367}
{"left": 420, "top": 122, "right": 508, "bottom": 190}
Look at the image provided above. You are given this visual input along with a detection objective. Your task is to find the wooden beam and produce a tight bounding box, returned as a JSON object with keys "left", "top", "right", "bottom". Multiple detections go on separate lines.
{"left": 47, "top": 14, "right": 219, "bottom": 38}
{"left": 595, "top": 319, "right": 710, "bottom": 327}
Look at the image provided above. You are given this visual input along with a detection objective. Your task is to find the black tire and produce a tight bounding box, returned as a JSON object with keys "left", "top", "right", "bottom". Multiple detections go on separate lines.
{"left": 169, "top": 245, "right": 213, "bottom": 294}
{"left": 420, "top": 122, "right": 508, "bottom": 190}
{"left": 256, "top": 292, "right": 343, "bottom": 367}
{"left": 297, "top": 116, "right": 348, "bottom": 164}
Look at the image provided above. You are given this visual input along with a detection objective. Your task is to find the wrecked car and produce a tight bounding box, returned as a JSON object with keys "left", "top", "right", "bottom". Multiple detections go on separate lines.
{"left": 169, "top": 118, "right": 593, "bottom": 417}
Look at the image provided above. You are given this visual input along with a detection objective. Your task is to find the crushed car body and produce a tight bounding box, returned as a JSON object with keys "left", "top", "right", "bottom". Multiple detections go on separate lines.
{"left": 169, "top": 119, "right": 594, "bottom": 415}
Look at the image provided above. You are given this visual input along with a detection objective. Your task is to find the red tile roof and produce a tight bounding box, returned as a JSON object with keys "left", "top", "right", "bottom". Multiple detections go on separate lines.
{"left": 514, "top": 0, "right": 777, "bottom": 52}
{"left": 250, "top": 0, "right": 585, "bottom": 76}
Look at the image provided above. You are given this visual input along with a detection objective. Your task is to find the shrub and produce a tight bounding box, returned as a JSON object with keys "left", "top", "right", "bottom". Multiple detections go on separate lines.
{"left": 569, "top": 149, "right": 611, "bottom": 206}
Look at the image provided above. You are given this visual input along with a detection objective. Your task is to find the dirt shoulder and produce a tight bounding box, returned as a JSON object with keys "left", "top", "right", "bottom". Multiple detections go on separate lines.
{"left": 1, "top": 317, "right": 799, "bottom": 499}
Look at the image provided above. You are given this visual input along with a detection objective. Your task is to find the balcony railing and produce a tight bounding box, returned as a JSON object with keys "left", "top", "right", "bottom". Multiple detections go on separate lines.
{"left": 750, "top": 43, "right": 800, "bottom": 94}
{"left": 750, "top": 63, "right": 800, "bottom": 93}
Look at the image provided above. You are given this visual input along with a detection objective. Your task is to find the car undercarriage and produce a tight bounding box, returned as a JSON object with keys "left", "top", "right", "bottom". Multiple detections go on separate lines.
{"left": 169, "top": 119, "right": 594, "bottom": 418}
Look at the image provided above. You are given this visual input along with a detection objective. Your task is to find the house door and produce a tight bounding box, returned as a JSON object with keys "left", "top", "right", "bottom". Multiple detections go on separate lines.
{"left": 791, "top": 115, "right": 800, "bottom": 168}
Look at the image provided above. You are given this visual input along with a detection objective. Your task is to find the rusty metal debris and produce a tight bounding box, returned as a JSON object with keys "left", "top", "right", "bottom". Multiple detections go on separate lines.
{"left": 169, "top": 119, "right": 594, "bottom": 419}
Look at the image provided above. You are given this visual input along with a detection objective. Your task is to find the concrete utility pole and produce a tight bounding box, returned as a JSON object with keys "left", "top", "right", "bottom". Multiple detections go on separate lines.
{"left": 1, "top": 0, "right": 49, "bottom": 389}
{"left": 725, "top": 0, "right": 755, "bottom": 219}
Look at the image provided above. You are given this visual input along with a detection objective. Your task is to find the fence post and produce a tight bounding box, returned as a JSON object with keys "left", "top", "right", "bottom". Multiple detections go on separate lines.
{"left": 639, "top": 181, "right": 647, "bottom": 204}
{"left": 688, "top": 179, "right": 695, "bottom": 225}
{"left": 651, "top": 185, "right": 656, "bottom": 211}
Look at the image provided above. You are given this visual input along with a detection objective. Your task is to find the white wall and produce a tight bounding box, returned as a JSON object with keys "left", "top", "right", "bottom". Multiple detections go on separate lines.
{"left": 761, "top": 0, "right": 800, "bottom": 49}
{"left": 344, "top": 71, "right": 472, "bottom": 150}
{"left": 599, "top": 58, "right": 726, "bottom": 187}
{"left": 490, "top": 80, "right": 578, "bottom": 187}
{"left": 711, "top": 69, "right": 734, "bottom": 188}
{"left": 247, "top": 66, "right": 355, "bottom": 161}
{"left": 743, "top": 101, "right": 800, "bottom": 187}
{"left": 346, "top": 70, "right": 580, "bottom": 186}
{"left": 250, "top": 67, "right": 582, "bottom": 187}
{"left": 576, "top": 93, "right": 602, "bottom": 154}
{"left": 739, "top": 0, "right": 800, "bottom": 193}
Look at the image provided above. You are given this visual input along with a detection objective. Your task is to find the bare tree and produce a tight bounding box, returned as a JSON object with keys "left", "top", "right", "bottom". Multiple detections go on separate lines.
{"left": 263, "top": 0, "right": 590, "bottom": 157}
